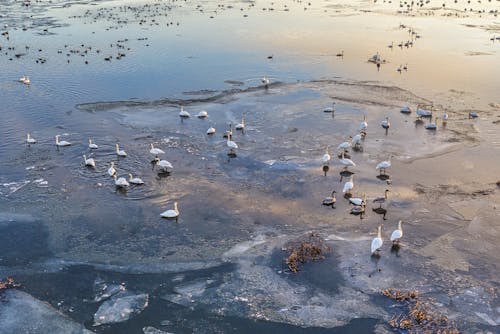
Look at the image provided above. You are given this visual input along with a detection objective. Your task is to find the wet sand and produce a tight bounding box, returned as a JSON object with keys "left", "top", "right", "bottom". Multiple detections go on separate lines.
{"left": 1, "top": 0, "right": 499, "bottom": 333}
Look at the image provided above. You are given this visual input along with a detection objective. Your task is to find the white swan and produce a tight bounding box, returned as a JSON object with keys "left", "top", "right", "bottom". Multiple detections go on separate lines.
{"left": 424, "top": 117, "right": 437, "bottom": 130}
{"left": 376, "top": 156, "right": 392, "bottom": 175}
{"left": 235, "top": 116, "right": 245, "bottom": 130}
{"left": 113, "top": 175, "right": 129, "bottom": 187}
{"left": 128, "top": 173, "right": 144, "bottom": 185}
{"left": 359, "top": 115, "right": 368, "bottom": 131}
{"left": 107, "top": 162, "right": 116, "bottom": 177}
{"left": 83, "top": 154, "right": 95, "bottom": 168}
{"left": 156, "top": 159, "right": 173, "bottom": 173}
{"left": 115, "top": 144, "right": 127, "bottom": 157}
{"left": 371, "top": 225, "right": 383, "bottom": 255}
{"left": 390, "top": 220, "right": 403, "bottom": 244}
{"left": 197, "top": 110, "right": 208, "bottom": 118}
{"left": 206, "top": 126, "right": 216, "bottom": 135}
{"left": 26, "top": 133, "right": 37, "bottom": 144}
{"left": 19, "top": 75, "right": 27, "bottom": 83}
{"left": 88, "top": 139, "right": 98, "bottom": 149}
{"left": 179, "top": 106, "right": 190, "bottom": 118}
{"left": 227, "top": 135, "right": 238, "bottom": 153}
{"left": 400, "top": 106, "right": 412, "bottom": 114}
{"left": 349, "top": 193, "right": 366, "bottom": 206}
{"left": 442, "top": 111, "right": 449, "bottom": 121}
{"left": 223, "top": 124, "right": 233, "bottom": 139}
{"left": 55, "top": 135, "right": 71, "bottom": 147}
{"left": 342, "top": 175, "right": 354, "bottom": 194}
{"left": 149, "top": 143, "right": 165, "bottom": 156}
{"left": 339, "top": 151, "right": 356, "bottom": 169}
{"left": 160, "top": 201, "right": 179, "bottom": 218}
{"left": 261, "top": 76, "right": 270, "bottom": 86}
{"left": 352, "top": 133, "right": 362, "bottom": 149}
{"left": 321, "top": 145, "right": 331, "bottom": 165}
{"left": 381, "top": 117, "right": 390, "bottom": 129}
{"left": 416, "top": 108, "right": 432, "bottom": 118}
{"left": 337, "top": 136, "right": 352, "bottom": 151}
{"left": 20, "top": 76, "right": 30, "bottom": 85}
{"left": 323, "top": 102, "right": 336, "bottom": 113}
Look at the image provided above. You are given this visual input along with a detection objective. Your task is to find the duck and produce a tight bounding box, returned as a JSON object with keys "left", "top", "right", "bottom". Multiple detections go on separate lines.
{"left": 88, "top": 139, "right": 98, "bottom": 149}
{"left": 156, "top": 159, "right": 173, "bottom": 173}
{"left": 339, "top": 151, "right": 356, "bottom": 170}
{"left": 107, "top": 162, "right": 116, "bottom": 177}
{"left": 322, "top": 190, "right": 336, "bottom": 207}
{"left": 323, "top": 102, "right": 336, "bottom": 113}
{"left": 376, "top": 156, "right": 392, "bottom": 175}
{"left": 424, "top": 117, "right": 437, "bottom": 130}
{"left": 371, "top": 225, "right": 383, "bottom": 255}
{"left": 179, "top": 106, "right": 190, "bottom": 118}
{"left": 128, "top": 173, "right": 144, "bottom": 185}
{"left": 26, "top": 133, "right": 37, "bottom": 144}
{"left": 113, "top": 174, "right": 129, "bottom": 188}
{"left": 235, "top": 116, "right": 245, "bottom": 130}
{"left": 349, "top": 193, "right": 366, "bottom": 206}
{"left": 390, "top": 220, "right": 403, "bottom": 245}
{"left": 337, "top": 136, "right": 352, "bottom": 152}
{"left": 115, "top": 144, "right": 127, "bottom": 157}
{"left": 55, "top": 135, "right": 71, "bottom": 147}
{"left": 400, "top": 106, "right": 412, "bottom": 114}
{"left": 227, "top": 134, "right": 238, "bottom": 154}
{"left": 83, "top": 154, "right": 95, "bottom": 168}
{"left": 160, "top": 201, "right": 179, "bottom": 218}
{"left": 381, "top": 117, "right": 390, "bottom": 130}
{"left": 149, "top": 143, "right": 165, "bottom": 156}
{"left": 197, "top": 110, "right": 208, "bottom": 118}
{"left": 343, "top": 175, "right": 354, "bottom": 194}
{"left": 373, "top": 189, "right": 390, "bottom": 207}
{"left": 321, "top": 145, "right": 331, "bottom": 165}
{"left": 206, "top": 126, "right": 216, "bottom": 135}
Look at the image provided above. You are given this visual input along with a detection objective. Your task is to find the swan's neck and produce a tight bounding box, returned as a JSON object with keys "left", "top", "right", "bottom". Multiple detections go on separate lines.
{"left": 398, "top": 221, "right": 402, "bottom": 231}
{"left": 377, "top": 226, "right": 382, "bottom": 238}
{"left": 55, "top": 136, "right": 59, "bottom": 144}
{"left": 174, "top": 202, "right": 178, "bottom": 212}
{"left": 129, "top": 173, "right": 133, "bottom": 180}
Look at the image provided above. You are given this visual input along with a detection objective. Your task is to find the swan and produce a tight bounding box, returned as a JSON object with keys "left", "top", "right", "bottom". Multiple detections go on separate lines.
{"left": 339, "top": 151, "right": 356, "bottom": 170}
{"left": 19, "top": 75, "right": 27, "bottom": 83}
{"left": 115, "top": 144, "right": 127, "bottom": 157}
{"left": 149, "top": 143, "right": 165, "bottom": 156}
{"left": 235, "top": 116, "right": 245, "bottom": 130}
{"left": 371, "top": 225, "right": 383, "bottom": 255}
{"left": 160, "top": 201, "right": 179, "bottom": 218}
{"left": 206, "top": 126, "right": 216, "bottom": 135}
{"left": 322, "top": 190, "right": 336, "bottom": 207}
{"left": 416, "top": 108, "right": 432, "bottom": 118}
{"left": 113, "top": 174, "right": 129, "bottom": 187}
{"left": 179, "top": 106, "right": 190, "bottom": 118}
{"left": 359, "top": 115, "right": 368, "bottom": 131}
{"left": 352, "top": 133, "right": 362, "bottom": 149}
{"left": 469, "top": 111, "right": 478, "bottom": 119}
{"left": 227, "top": 134, "right": 238, "bottom": 153}
{"left": 337, "top": 136, "right": 352, "bottom": 152}
{"left": 376, "top": 156, "right": 392, "bottom": 175}
{"left": 373, "top": 189, "right": 390, "bottom": 207}
{"left": 381, "top": 117, "right": 390, "bottom": 129}
{"left": 26, "top": 133, "right": 37, "bottom": 144}
{"left": 83, "top": 154, "right": 95, "bottom": 168}
{"left": 261, "top": 76, "right": 270, "bottom": 87}
{"left": 55, "top": 135, "right": 71, "bottom": 147}
{"left": 349, "top": 193, "right": 366, "bottom": 206}
{"left": 128, "top": 173, "right": 144, "bottom": 185}
{"left": 156, "top": 159, "right": 173, "bottom": 173}
{"left": 223, "top": 124, "right": 233, "bottom": 139}
{"left": 197, "top": 110, "right": 208, "bottom": 118}
{"left": 400, "top": 106, "right": 412, "bottom": 114}
{"left": 343, "top": 175, "right": 354, "bottom": 194}
{"left": 88, "top": 139, "right": 98, "bottom": 149}
{"left": 323, "top": 102, "right": 336, "bottom": 113}
{"left": 321, "top": 145, "right": 331, "bottom": 165}
{"left": 390, "top": 220, "right": 403, "bottom": 245}
{"left": 424, "top": 117, "right": 437, "bottom": 130}
{"left": 442, "top": 111, "right": 449, "bottom": 121}
{"left": 107, "top": 162, "right": 116, "bottom": 177}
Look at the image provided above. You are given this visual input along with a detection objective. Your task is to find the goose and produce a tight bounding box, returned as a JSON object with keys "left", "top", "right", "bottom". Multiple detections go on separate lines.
{"left": 128, "top": 173, "right": 144, "bottom": 185}
{"left": 343, "top": 175, "right": 354, "bottom": 194}
{"left": 160, "top": 201, "right": 179, "bottom": 218}
{"left": 227, "top": 134, "right": 238, "bottom": 153}
{"left": 371, "top": 225, "right": 383, "bottom": 255}
{"left": 156, "top": 159, "right": 173, "bottom": 173}
{"left": 113, "top": 174, "right": 129, "bottom": 187}
{"left": 115, "top": 144, "right": 127, "bottom": 157}
{"left": 88, "top": 139, "right": 98, "bottom": 149}
{"left": 349, "top": 193, "right": 366, "bottom": 206}
{"left": 381, "top": 117, "right": 390, "bottom": 130}
{"left": 337, "top": 136, "right": 352, "bottom": 152}
{"left": 197, "top": 110, "right": 208, "bottom": 118}
{"left": 416, "top": 108, "right": 432, "bottom": 118}
{"left": 424, "top": 117, "right": 437, "bottom": 130}
{"left": 373, "top": 189, "right": 390, "bottom": 207}
{"left": 55, "top": 135, "right": 71, "bottom": 147}
{"left": 179, "top": 106, "right": 190, "bottom": 118}
{"left": 336, "top": 50, "right": 344, "bottom": 57}
{"left": 149, "top": 143, "right": 165, "bottom": 156}
{"left": 235, "top": 116, "right": 245, "bottom": 130}
{"left": 206, "top": 126, "right": 216, "bottom": 135}
{"left": 400, "top": 106, "right": 412, "bottom": 114}
{"left": 323, "top": 102, "right": 336, "bottom": 113}
{"left": 107, "top": 162, "right": 116, "bottom": 177}
{"left": 322, "top": 190, "right": 336, "bottom": 207}
{"left": 468, "top": 111, "right": 478, "bottom": 119}
{"left": 339, "top": 151, "right": 356, "bottom": 170}
{"left": 321, "top": 145, "right": 331, "bottom": 165}
{"left": 350, "top": 203, "right": 365, "bottom": 216}
{"left": 390, "top": 220, "right": 403, "bottom": 245}
{"left": 83, "top": 154, "right": 95, "bottom": 168}
{"left": 376, "top": 156, "right": 392, "bottom": 175}
{"left": 359, "top": 115, "right": 368, "bottom": 131}
{"left": 223, "top": 124, "right": 233, "bottom": 139}
{"left": 26, "top": 133, "right": 37, "bottom": 144}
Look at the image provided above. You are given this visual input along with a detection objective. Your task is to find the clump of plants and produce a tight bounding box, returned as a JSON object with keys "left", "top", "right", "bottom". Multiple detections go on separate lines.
{"left": 284, "top": 233, "right": 330, "bottom": 273}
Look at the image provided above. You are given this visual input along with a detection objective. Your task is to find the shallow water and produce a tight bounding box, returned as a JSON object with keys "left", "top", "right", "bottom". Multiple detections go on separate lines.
{"left": 1, "top": 0, "right": 499, "bottom": 333}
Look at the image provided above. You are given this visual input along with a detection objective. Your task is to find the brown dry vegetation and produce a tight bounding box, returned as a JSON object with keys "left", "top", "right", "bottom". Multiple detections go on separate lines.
{"left": 284, "top": 233, "right": 330, "bottom": 273}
